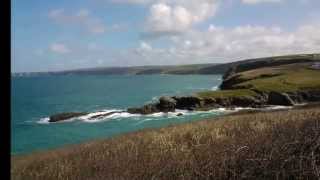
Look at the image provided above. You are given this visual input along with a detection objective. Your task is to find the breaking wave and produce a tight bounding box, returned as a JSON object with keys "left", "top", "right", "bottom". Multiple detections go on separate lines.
{"left": 37, "top": 105, "right": 292, "bottom": 124}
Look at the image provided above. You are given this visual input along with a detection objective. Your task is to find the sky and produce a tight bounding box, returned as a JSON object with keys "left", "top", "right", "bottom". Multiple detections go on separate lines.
{"left": 11, "top": 0, "right": 320, "bottom": 72}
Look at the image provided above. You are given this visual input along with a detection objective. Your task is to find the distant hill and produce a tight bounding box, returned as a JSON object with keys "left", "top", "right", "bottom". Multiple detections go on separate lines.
{"left": 58, "top": 63, "right": 227, "bottom": 75}
{"left": 12, "top": 63, "right": 229, "bottom": 77}
{"left": 221, "top": 53, "right": 320, "bottom": 80}
{"left": 12, "top": 53, "right": 320, "bottom": 77}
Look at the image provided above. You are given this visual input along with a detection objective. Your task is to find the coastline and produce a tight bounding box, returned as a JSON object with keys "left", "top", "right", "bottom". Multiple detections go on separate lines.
{"left": 11, "top": 103, "right": 320, "bottom": 179}
{"left": 11, "top": 104, "right": 294, "bottom": 156}
{"left": 47, "top": 54, "right": 320, "bottom": 123}
{"left": 11, "top": 54, "right": 320, "bottom": 179}
{"left": 11, "top": 74, "right": 222, "bottom": 155}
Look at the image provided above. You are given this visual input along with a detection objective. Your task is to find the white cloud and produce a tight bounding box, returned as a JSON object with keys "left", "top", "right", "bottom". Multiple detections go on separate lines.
{"left": 241, "top": 0, "right": 283, "bottom": 4}
{"left": 189, "top": 24, "right": 317, "bottom": 59}
{"left": 134, "top": 41, "right": 153, "bottom": 58}
{"left": 140, "top": 41, "right": 153, "bottom": 51}
{"left": 129, "top": 23, "right": 320, "bottom": 64}
{"left": 110, "top": 0, "right": 154, "bottom": 4}
{"left": 48, "top": 9, "right": 107, "bottom": 34}
{"left": 50, "top": 43, "right": 71, "bottom": 54}
{"left": 144, "top": 0, "right": 219, "bottom": 37}
{"left": 37, "top": 22, "right": 319, "bottom": 70}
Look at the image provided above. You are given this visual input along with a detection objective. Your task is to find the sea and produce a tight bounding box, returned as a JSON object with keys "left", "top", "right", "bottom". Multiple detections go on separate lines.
{"left": 11, "top": 74, "right": 225, "bottom": 155}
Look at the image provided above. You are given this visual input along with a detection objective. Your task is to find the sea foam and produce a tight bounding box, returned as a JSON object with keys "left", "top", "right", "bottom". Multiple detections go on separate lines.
{"left": 37, "top": 105, "right": 292, "bottom": 124}
{"left": 211, "top": 86, "right": 219, "bottom": 90}
{"left": 37, "top": 117, "right": 50, "bottom": 124}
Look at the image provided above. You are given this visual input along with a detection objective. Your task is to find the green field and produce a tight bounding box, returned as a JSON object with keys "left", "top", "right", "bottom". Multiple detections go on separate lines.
{"left": 196, "top": 61, "right": 320, "bottom": 99}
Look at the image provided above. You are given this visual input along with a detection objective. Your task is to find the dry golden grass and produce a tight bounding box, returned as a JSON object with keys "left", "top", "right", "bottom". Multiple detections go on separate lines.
{"left": 12, "top": 106, "right": 320, "bottom": 180}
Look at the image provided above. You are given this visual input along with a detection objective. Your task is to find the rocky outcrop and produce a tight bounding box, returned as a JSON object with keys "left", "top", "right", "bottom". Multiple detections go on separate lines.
{"left": 49, "top": 112, "right": 88, "bottom": 122}
{"left": 221, "top": 96, "right": 265, "bottom": 107}
{"left": 49, "top": 90, "right": 320, "bottom": 120}
{"left": 173, "top": 96, "right": 202, "bottom": 110}
{"left": 88, "top": 111, "right": 126, "bottom": 120}
{"left": 126, "top": 89, "right": 320, "bottom": 115}
{"left": 127, "top": 104, "right": 159, "bottom": 114}
{"left": 128, "top": 96, "right": 177, "bottom": 114}
{"left": 127, "top": 95, "right": 265, "bottom": 114}
{"left": 158, "top": 96, "right": 177, "bottom": 112}
{"left": 127, "top": 96, "right": 211, "bottom": 115}
{"left": 267, "top": 92, "right": 295, "bottom": 106}
{"left": 286, "top": 90, "right": 320, "bottom": 103}
{"left": 177, "top": 113, "right": 183, "bottom": 116}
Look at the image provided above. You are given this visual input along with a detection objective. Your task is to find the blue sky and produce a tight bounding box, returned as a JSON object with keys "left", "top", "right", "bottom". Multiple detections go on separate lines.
{"left": 12, "top": 0, "right": 320, "bottom": 72}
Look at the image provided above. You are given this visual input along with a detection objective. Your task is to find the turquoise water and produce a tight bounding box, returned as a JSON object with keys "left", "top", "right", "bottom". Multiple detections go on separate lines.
{"left": 11, "top": 74, "right": 223, "bottom": 155}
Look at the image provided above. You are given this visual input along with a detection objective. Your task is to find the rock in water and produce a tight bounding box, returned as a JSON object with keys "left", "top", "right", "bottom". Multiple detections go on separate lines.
{"left": 49, "top": 112, "right": 88, "bottom": 122}
{"left": 128, "top": 96, "right": 205, "bottom": 115}
{"left": 88, "top": 111, "right": 126, "bottom": 120}
{"left": 127, "top": 96, "right": 177, "bottom": 114}
{"left": 127, "top": 107, "right": 142, "bottom": 114}
{"left": 176, "top": 113, "right": 183, "bottom": 116}
{"left": 127, "top": 104, "right": 160, "bottom": 114}
{"left": 267, "top": 92, "right": 295, "bottom": 106}
{"left": 173, "top": 96, "right": 202, "bottom": 109}
{"left": 157, "top": 96, "right": 176, "bottom": 112}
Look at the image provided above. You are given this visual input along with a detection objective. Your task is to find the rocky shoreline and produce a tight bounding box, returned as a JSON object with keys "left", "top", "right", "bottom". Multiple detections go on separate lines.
{"left": 127, "top": 90, "right": 320, "bottom": 114}
{"left": 48, "top": 89, "right": 320, "bottom": 123}
{"left": 48, "top": 57, "right": 320, "bottom": 122}
{"left": 125, "top": 57, "right": 320, "bottom": 115}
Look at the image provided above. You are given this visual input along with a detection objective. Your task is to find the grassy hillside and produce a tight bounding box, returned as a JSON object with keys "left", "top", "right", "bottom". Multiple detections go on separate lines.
{"left": 196, "top": 56, "right": 320, "bottom": 100}
{"left": 11, "top": 105, "right": 320, "bottom": 179}
{"left": 222, "top": 53, "right": 320, "bottom": 78}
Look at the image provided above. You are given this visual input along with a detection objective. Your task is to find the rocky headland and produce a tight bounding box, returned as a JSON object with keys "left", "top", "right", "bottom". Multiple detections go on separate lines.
{"left": 126, "top": 54, "right": 320, "bottom": 114}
